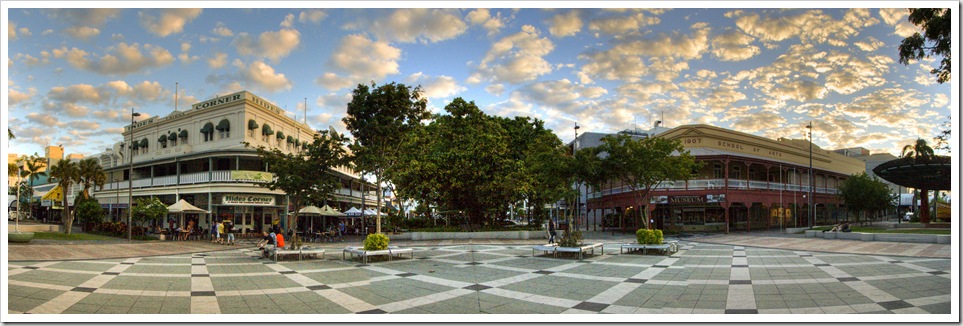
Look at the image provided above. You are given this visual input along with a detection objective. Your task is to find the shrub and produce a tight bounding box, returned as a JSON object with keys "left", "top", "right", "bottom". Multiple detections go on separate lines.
{"left": 636, "top": 228, "right": 663, "bottom": 245}
{"left": 558, "top": 229, "right": 583, "bottom": 247}
{"left": 363, "top": 233, "right": 390, "bottom": 251}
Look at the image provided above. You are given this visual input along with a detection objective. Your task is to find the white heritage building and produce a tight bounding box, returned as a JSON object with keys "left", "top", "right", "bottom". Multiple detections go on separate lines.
{"left": 91, "top": 91, "right": 377, "bottom": 234}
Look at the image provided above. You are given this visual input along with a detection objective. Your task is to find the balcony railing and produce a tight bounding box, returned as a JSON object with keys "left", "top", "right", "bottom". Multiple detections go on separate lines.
{"left": 587, "top": 178, "right": 839, "bottom": 199}
{"left": 96, "top": 170, "right": 378, "bottom": 200}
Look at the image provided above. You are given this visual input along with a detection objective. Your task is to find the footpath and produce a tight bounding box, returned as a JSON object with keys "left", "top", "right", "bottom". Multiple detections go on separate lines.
{"left": 7, "top": 229, "right": 951, "bottom": 261}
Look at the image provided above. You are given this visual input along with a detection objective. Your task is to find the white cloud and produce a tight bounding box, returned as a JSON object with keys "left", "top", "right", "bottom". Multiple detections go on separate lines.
{"left": 472, "top": 25, "right": 554, "bottom": 84}
{"left": 42, "top": 29, "right": 54, "bottom": 36}
{"left": 316, "top": 34, "right": 401, "bottom": 90}
{"left": 8, "top": 22, "right": 16, "bottom": 40}
{"left": 853, "top": 36, "right": 884, "bottom": 52}
{"left": 878, "top": 8, "right": 918, "bottom": 38}
{"left": 208, "top": 52, "right": 228, "bottom": 69}
{"left": 68, "top": 120, "right": 101, "bottom": 130}
{"left": 467, "top": 9, "right": 505, "bottom": 37}
{"left": 587, "top": 11, "right": 661, "bottom": 35}
{"left": 485, "top": 84, "right": 506, "bottom": 97}
{"left": 358, "top": 9, "right": 467, "bottom": 43}
{"left": 8, "top": 87, "right": 36, "bottom": 106}
{"left": 280, "top": 13, "right": 295, "bottom": 28}
{"left": 732, "top": 9, "right": 875, "bottom": 47}
{"left": 178, "top": 42, "right": 199, "bottom": 64}
{"left": 64, "top": 26, "right": 101, "bottom": 40}
{"left": 233, "top": 28, "right": 301, "bottom": 63}
{"left": 315, "top": 92, "right": 352, "bottom": 113}
{"left": 405, "top": 73, "right": 466, "bottom": 99}
{"left": 208, "top": 60, "right": 292, "bottom": 93}
{"left": 299, "top": 10, "right": 327, "bottom": 24}
{"left": 53, "top": 42, "right": 175, "bottom": 75}
{"left": 211, "top": 22, "right": 233, "bottom": 37}
{"left": 25, "top": 113, "right": 67, "bottom": 127}
{"left": 711, "top": 30, "right": 760, "bottom": 61}
{"left": 510, "top": 79, "right": 607, "bottom": 114}
{"left": 138, "top": 8, "right": 202, "bottom": 37}
{"left": 548, "top": 10, "right": 582, "bottom": 37}
{"left": 578, "top": 25, "right": 707, "bottom": 83}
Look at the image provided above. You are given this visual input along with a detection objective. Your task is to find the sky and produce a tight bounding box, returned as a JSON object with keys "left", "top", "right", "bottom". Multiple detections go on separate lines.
{"left": 3, "top": 3, "right": 957, "bottom": 160}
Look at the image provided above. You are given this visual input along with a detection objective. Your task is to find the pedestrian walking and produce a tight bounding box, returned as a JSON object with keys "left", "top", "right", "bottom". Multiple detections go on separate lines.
{"left": 217, "top": 221, "right": 225, "bottom": 244}
{"left": 548, "top": 219, "right": 557, "bottom": 244}
{"left": 224, "top": 221, "right": 234, "bottom": 246}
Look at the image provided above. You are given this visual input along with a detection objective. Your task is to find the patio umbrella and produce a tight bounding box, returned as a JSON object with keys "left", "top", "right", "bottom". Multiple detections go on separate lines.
{"left": 167, "top": 199, "right": 210, "bottom": 236}
{"left": 298, "top": 205, "right": 324, "bottom": 231}
{"left": 344, "top": 207, "right": 362, "bottom": 217}
{"left": 320, "top": 205, "right": 346, "bottom": 217}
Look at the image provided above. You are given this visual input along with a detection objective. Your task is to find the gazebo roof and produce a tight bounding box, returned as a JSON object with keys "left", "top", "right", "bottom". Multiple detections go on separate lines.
{"left": 872, "top": 156, "right": 951, "bottom": 190}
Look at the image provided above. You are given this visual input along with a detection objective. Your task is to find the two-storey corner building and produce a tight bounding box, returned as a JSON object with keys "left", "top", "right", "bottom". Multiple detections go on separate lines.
{"left": 583, "top": 124, "right": 865, "bottom": 233}
{"left": 91, "top": 91, "right": 377, "bottom": 235}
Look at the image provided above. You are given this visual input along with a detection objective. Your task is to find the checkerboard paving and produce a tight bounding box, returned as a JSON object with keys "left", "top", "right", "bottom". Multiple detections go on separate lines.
{"left": 8, "top": 241, "right": 951, "bottom": 314}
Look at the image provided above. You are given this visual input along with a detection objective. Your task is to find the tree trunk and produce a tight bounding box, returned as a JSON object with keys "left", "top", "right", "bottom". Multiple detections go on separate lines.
{"left": 63, "top": 191, "right": 73, "bottom": 235}
{"left": 376, "top": 174, "right": 383, "bottom": 234}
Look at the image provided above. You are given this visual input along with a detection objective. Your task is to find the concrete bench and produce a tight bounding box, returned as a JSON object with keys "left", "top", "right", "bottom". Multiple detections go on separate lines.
{"left": 299, "top": 248, "right": 326, "bottom": 260}
{"left": 620, "top": 241, "right": 678, "bottom": 255}
{"left": 273, "top": 248, "right": 302, "bottom": 261}
{"left": 343, "top": 246, "right": 412, "bottom": 263}
{"left": 533, "top": 243, "right": 603, "bottom": 260}
{"left": 532, "top": 244, "right": 559, "bottom": 257}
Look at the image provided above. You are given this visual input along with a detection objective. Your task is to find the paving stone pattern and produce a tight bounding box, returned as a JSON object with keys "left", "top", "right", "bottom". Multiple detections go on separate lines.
{"left": 8, "top": 241, "right": 951, "bottom": 314}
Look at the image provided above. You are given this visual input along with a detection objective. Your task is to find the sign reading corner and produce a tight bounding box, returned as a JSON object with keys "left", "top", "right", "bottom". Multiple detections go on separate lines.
{"left": 223, "top": 195, "right": 275, "bottom": 206}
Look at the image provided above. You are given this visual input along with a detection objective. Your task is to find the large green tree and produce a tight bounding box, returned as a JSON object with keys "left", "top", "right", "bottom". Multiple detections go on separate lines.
{"left": 901, "top": 138, "right": 935, "bottom": 224}
{"left": 837, "top": 172, "right": 892, "bottom": 223}
{"left": 597, "top": 134, "right": 703, "bottom": 229}
{"left": 48, "top": 158, "right": 79, "bottom": 234}
{"left": 898, "top": 8, "right": 951, "bottom": 83}
{"left": 343, "top": 82, "right": 430, "bottom": 234}
{"left": 131, "top": 197, "right": 168, "bottom": 227}
{"left": 573, "top": 146, "right": 608, "bottom": 230}
{"left": 247, "top": 129, "right": 348, "bottom": 234}
{"left": 498, "top": 116, "right": 572, "bottom": 227}
{"left": 77, "top": 158, "right": 107, "bottom": 200}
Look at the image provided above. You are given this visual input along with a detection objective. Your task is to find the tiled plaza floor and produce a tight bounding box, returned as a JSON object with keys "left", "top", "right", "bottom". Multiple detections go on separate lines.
{"left": 7, "top": 240, "right": 951, "bottom": 316}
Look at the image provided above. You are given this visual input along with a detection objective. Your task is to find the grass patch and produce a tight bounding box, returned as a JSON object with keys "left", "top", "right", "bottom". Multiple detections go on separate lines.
{"left": 32, "top": 232, "right": 120, "bottom": 241}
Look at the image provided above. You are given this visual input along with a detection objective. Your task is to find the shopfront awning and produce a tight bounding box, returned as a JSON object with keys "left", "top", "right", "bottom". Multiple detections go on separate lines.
{"left": 41, "top": 185, "right": 63, "bottom": 201}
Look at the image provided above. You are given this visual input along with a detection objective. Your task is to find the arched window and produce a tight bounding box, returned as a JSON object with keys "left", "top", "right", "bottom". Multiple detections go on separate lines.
{"left": 216, "top": 119, "right": 231, "bottom": 139}
{"left": 262, "top": 123, "right": 273, "bottom": 142}
{"left": 248, "top": 119, "right": 258, "bottom": 137}
{"left": 201, "top": 122, "right": 215, "bottom": 142}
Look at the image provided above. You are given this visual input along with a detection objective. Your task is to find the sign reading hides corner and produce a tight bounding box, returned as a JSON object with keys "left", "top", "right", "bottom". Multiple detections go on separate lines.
{"left": 223, "top": 195, "right": 275, "bottom": 206}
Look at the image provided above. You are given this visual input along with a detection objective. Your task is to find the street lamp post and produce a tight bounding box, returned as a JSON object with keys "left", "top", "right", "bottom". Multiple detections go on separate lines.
{"left": 806, "top": 121, "right": 813, "bottom": 229}
{"left": 574, "top": 122, "right": 580, "bottom": 231}
{"left": 128, "top": 109, "right": 141, "bottom": 241}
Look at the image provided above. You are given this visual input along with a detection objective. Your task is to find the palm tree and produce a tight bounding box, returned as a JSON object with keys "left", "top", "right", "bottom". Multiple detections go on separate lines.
{"left": 77, "top": 158, "right": 107, "bottom": 200}
{"left": 901, "top": 138, "right": 935, "bottom": 223}
{"left": 49, "top": 159, "right": 80, "bottom": 234}
{"left": 20, "top": 155, "right": 46, "bottom": 221}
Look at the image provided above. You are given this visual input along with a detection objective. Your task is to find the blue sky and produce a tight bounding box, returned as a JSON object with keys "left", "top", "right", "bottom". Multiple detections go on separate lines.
{"left": 4, "top": 4, "right": 956, "bottom": 159}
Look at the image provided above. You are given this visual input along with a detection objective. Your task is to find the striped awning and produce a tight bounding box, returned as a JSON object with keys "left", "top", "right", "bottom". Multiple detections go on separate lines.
{"left": 276, "top": 131, "right": 284, "bottom": 139}
{"left": 158, "top": 135, "right": 168, "bottom": 143}
{"left": 201, "top": 122, "right": 215, "bottom": 134}
{"left": 248, "top": 119, "right": 258, "bottom": 130}
{"left": 262, "top": 124, "right": 273, "bottom": 135}
{"left": 179, "top": 130, "right": 188, "bottom": 138}
{"left": 167, "top": 133, "right": 177, "bottom": 141}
